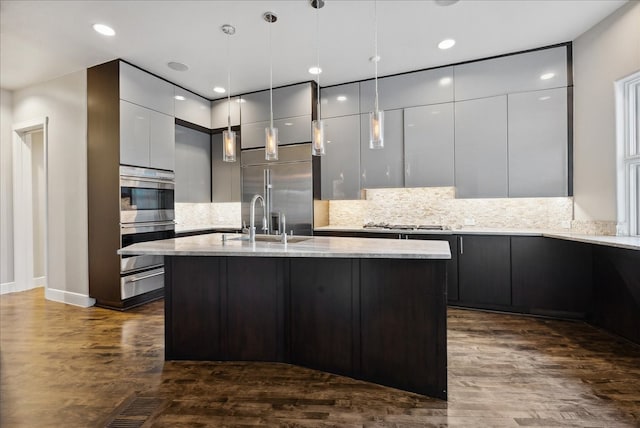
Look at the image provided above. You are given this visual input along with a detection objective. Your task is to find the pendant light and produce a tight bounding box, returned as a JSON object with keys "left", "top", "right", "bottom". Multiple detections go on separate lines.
{"left": 264, "top": 12, "right": 278, "bottom": 161}
{"left": 311, "top": 0, "right": 325, "bottom": 156}
{"left": 221, "top": 24, "right": 236, "bottom": 162}
{"left": 369, "top": 0, "right": 384, "bottom": 149}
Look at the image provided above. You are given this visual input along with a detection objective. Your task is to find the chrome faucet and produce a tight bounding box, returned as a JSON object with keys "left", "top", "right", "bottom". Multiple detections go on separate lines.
{"left": 249, "top": 194, "right": 266, "bottom": 243}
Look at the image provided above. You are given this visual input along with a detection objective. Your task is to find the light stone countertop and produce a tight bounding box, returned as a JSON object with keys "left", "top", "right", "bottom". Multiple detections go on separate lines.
{"left": 118, "top": 233, "right": 452, "bottom": 259}
{"left": 314, "top": 226, "right": 640, "bottom": 251}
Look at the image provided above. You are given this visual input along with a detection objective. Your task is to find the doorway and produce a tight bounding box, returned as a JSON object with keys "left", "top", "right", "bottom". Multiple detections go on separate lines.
{"left": 10, "top": 118, "right": 48, "bottom": 294}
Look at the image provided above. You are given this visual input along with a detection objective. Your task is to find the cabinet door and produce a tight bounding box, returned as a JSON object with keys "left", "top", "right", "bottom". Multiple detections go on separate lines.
{"left": 275, "top": 115, "right": 311, "bottom": 146}
{"left": 454, "top": 46, "right": 567, "bottom": 101}
{"left": 273, "top": 83, "right": 312, "bottom": 119}
{"left": 454, "top": 96, "right": 508, "bottom": 198}
{"left": 211, "top": 97, "right": 240, "bottom": 129}
{"left": 360, "top": 109, "right": 404, "bottom": 189}
{"left": 149, "top": 110, "right": 175, "bottom": 171}
{"left": 119, "top": 61, "right": 174, "bottom": 115}
{"left": 120, "top": 100, "right": 150, "bottom": 167}
{"left": 240, "top": 90, "right": 270, "bottom": 124}
{"left": 321, "top": 115, "right": 361, "bottom": 199}
{"left": 508, "top": 88, "right": 568, "bottom": 197}
{"left": 212, "top": 133, "right": 241, "bottom": 202}
{"left": 404, "top": 103, "right": 454, "bottom": 187}
{"left": 174, "top": 87, "right": 211, "bottom": 129}
{"left": 174, "top": 124, "right": 210, "bottom": 202}
{"left": 240, "top": 121, "right": 266, "bottom": 149}
{"left": 511, "top": 237, "right": 592, "bottom": 317}
{"left": 321, "top": 82, "right": 360, "bottom": 118}
{"left": 458, "top": 235, "right": 511, "bottom": 306}
{"left": 360, "top": 67, "right": 454, "bottom": 112}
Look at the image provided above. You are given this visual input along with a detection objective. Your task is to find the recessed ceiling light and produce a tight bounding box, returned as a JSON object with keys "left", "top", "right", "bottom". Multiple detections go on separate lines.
{"left": 168, "top": 61, "right": 189, "bottom": 72}
{"left": 438, "top": 39, "right": 456, "bottom": 50}
{"left": 93, "top": 23, "right": 115, "bottom": 37}
{"left": 213, "top": 87, "right": 226, "bottom": 94}
{"left": 174, "top": 95, "right": 186, "bottom": 101}
{"left": 439, "top": 77, "right": 452, "bottom": 86}
{"left": 540, "top": 72, "right": 555, "bottom": 80}
{"left": 308, "top": 66, "right": 322, "bottom": 75}
{"left": 336, "top": 95, "right": 347, "bottom": 102}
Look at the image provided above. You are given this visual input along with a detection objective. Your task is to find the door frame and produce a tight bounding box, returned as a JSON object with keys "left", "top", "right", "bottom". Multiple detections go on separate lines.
{"left": 9, "top": 117, "right": 49, "bottom": 294}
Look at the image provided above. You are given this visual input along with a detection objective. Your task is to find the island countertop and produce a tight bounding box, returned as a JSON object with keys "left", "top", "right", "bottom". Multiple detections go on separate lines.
{"left": 118, "top": 233, "right": 451, "bottom": 259}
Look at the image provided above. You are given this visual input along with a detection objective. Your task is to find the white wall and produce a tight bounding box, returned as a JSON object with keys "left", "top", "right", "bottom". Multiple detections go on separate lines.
{"left": 12, "top": 70, "right": 93, "bottom": 306}
{"left": 573, "top": 1, "right": 640, "bottom": 222}
{"left": 1, "top": 88, "right": 14, "bottom": 286}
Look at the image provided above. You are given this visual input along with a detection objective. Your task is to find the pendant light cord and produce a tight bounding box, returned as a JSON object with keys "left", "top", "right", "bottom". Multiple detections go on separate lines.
{"left": 226, "top": 30, "right": 231, "bottom": 131}
{"left": 374, "top": 0, "right": 379, "bottom": 112}
{"left": 269, "top": 19, "right": 274, "bottom": 128}
{"left": 316, "top": 4, "right": 321, "bottom": 118}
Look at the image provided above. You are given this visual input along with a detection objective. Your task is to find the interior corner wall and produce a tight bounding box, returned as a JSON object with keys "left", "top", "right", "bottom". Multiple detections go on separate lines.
{"left": 11, "top": 70, "right": 92, "bottom": 302}
{"left": 1, "top": 88, "right": 14, "bottom": 285}
{"left": 572, "top": 1, "right": 640, "bottom": 222}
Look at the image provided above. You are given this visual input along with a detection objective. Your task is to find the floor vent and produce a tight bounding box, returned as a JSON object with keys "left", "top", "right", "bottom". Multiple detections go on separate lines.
{"left": 104, "top": 396, "right": 165, "bottom": 428}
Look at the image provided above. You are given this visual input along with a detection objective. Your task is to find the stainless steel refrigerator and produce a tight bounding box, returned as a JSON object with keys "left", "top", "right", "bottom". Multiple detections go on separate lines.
{"left": 241, "top": 143, "right": 314, "bottom": 236}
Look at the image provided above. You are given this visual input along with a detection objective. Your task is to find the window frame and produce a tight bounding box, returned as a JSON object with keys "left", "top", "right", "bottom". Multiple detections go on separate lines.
{"left": 616, "top": 70, "right": 640, "bottom": 236}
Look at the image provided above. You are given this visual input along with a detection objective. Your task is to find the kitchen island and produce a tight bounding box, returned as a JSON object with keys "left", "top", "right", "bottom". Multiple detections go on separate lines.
{"left": 119, "top": 233, "right": 451, "bottom": 399}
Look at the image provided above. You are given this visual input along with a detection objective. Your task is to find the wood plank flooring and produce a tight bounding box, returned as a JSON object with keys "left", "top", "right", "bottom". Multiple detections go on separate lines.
{"left": 1, "top": 288, "right": 639, "bottom": 427}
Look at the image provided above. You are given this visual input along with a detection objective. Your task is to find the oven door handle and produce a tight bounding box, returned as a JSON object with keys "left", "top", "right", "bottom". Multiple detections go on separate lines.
{"left": 120, "top": 176, "right": 175, "bottom": 189}
{"left": 120, "top": 221, "right": 176, "bottom": 235}
{"left": 125, "top": 270, "right": 164, "bottom": 283}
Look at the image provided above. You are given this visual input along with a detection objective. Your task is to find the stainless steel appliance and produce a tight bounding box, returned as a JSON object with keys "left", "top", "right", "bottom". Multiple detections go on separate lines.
{"left": 119, "top": 166, "right": 175, "bottom": 300}
{"left": 241, "top": 143, "right": 313, "bottom": 236}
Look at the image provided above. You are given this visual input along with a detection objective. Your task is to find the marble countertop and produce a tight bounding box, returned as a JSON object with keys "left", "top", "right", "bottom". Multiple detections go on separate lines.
{"left": 119, "top": 233, "right": 452, "bottom": 259}
{"left": 314, "top": 226, "right": 640, "bottom": 251}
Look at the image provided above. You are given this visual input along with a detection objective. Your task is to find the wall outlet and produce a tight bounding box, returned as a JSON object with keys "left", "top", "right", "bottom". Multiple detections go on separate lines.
{"left": 463, "top": 218, "right": 476, "bottom": 226}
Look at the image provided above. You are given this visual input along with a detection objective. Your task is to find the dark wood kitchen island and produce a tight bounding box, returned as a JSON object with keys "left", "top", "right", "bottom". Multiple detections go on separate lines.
{"left": 119, "top": 233, "right": 451, "bottom": 399}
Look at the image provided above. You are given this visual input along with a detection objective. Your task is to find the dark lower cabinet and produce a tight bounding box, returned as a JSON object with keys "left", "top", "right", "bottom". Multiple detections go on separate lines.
{"left": 592, "top": 246, "right": 640, "bottom": 344}
{"left": 511, "top": 237, "right": 593, "bottom": 318}
{"left": 289, "top": 258, "right": 358, "bottom": 376}
{"left": 458, "top": 235, "right": 511, "bottom": 307}
{"left": 408, "top": 234, "right": 458, "bottom": 301}
{"left": 360, "top": 259, "right": 447, "bottom": 398}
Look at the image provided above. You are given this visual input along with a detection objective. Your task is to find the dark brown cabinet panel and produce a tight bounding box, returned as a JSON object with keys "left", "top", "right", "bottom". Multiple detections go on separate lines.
{"left": 458, "top": 235, "right": 511, "bottom": 307}
{"left": 165, "top": 256, "right": 222, "bottom": 360}
{"left": 289, "top": 258, "right": 358, "bottom": 376}
{"left": 226, "top": 257, "right": 284, "bottom": 361}
{"left": 360, "top": 259, "right": 447, "bottom": 398}
{"left": 408, "top": 234, "right": 458, "bottom": 301}
{"left": 511, "top": 237, "right": 592, "bottom": 318}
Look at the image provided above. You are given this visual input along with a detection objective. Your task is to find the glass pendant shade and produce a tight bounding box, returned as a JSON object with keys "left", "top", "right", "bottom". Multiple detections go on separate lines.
{"left": 312, "top": 119, "right": 325, "bottom": 156}
{"left": 369, "top": 110, "right": 384, "bottom": 149}
{"left": 265, "top": 126, "right": 279, "bottom": 160}
{"left": 222, "top": 129, "right": 236, "bottom": 162}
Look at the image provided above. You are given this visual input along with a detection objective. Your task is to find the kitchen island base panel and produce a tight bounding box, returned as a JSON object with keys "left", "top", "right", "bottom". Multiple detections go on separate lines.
{"left": 164, "top": 255, "right": 447, "bottom": 400}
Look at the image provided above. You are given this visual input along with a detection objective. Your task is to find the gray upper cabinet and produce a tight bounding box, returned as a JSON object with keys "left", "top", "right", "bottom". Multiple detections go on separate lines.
{"left": 322, "top": 115, "right": 361, "bottom": 200}
{"left": 508, "top": 88, "right": 568, "bottom": 197}
{"left": 404, "top": 103, "right": 454, "bottom": 187}
{"left": 360, "top": 109, "right": 404, "bottom": 189}
{"left": 360, "top": 67, "right": 454, "bottom": 112}
{"left": 212, "top": 133, "right": 241, "bottom": 202}
{"left": 454, "top": 46, "right": 567, "bottom": 101}
{"left": 149, "top": 110, "right": 175, "bottom": 171}
{"left": 174, "top": 87, "right": 211, "bottom": 129}
{"left": 211, "top": 97, "right": 240, "bottom": 129}
{"left": 174, "top": 125, "right": 211, "bottom": 203}
{"left": 454, "top": 96, "right": 508, "bottom": 198}
{"left": 240, "top": 116, "right": 312, "bottom": 149}
{"left": 320, "top": 82, "right": 360, "bottom": 118}
{"left": 119, "top": 61, "right": 174, "bottom": 116}
{"left": 240, "top": 83, "right": 312, "bottom": 124}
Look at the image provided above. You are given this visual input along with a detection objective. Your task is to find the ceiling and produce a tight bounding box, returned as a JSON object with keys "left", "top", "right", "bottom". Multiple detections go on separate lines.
{"left": 0, "top": 0, "right": 628, "bottom": 99}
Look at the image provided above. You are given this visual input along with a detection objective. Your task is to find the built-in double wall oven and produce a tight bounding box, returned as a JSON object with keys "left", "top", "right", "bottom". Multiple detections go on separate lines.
{"left": 120, "top": 165, "right": 175, "bottom": 300}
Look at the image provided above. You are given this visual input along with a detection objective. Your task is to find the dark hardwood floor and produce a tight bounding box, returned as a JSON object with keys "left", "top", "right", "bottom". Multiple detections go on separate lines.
{"left": 1, "top": 288, "right": 639, "bottom": 427}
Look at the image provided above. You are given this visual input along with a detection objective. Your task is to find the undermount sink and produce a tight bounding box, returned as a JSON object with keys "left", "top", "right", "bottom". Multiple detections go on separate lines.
{"left": 253, "top": 234, "right": 310, "bottom": 244}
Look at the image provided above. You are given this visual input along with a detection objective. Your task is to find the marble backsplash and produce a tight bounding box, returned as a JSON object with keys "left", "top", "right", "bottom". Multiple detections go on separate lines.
{"left": 328, "top": 187, "right": 617, "bottom": 235}
{"left": 175, "top": 202, "right": 241, "bottom": 229}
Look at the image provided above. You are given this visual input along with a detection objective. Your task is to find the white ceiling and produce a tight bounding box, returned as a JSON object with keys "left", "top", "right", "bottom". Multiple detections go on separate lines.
{"left": 0, "top": 0, "right": 628, "bottom": 99}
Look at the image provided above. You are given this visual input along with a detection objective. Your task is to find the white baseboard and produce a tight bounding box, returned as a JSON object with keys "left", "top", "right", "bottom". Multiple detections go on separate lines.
{"left": 33, "top": 276, "right": 46, "bottom": 288}
{"left": 1, "top": 281, "right": 16, "bottom": 295}
{"left": 45, "top": 288, "right": 96, "bottom": 308}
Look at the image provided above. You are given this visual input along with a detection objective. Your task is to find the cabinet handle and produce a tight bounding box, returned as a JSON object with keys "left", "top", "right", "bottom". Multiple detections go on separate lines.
{"left": 459, "top": 236, "right": 464, "bottom": 255}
